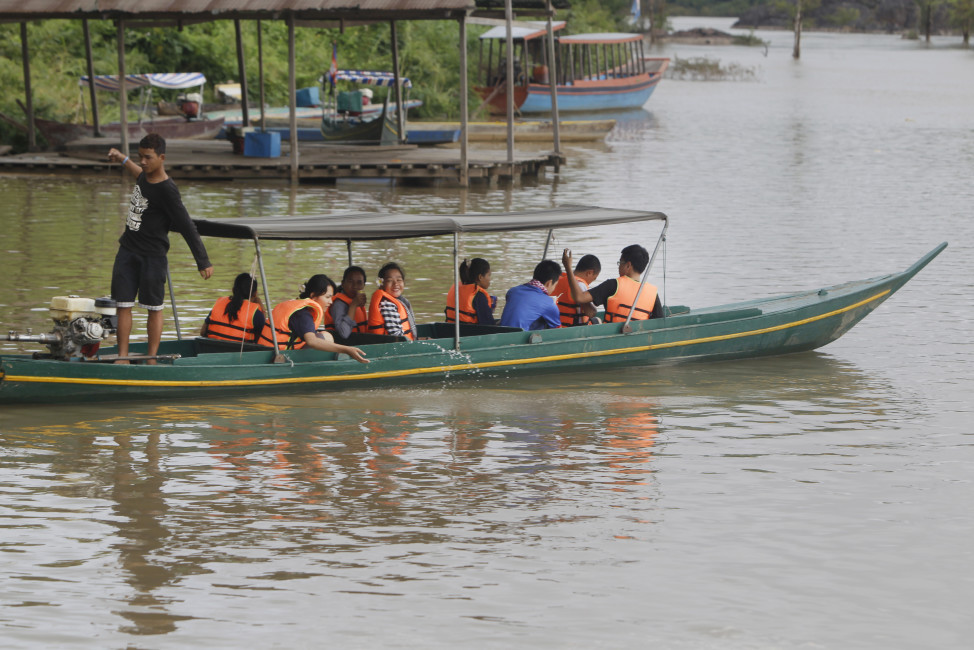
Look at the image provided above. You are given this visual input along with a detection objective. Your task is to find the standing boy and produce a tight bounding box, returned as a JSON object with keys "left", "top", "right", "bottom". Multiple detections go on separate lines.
{"left": 107, "top": 134, "right": 213, "bottom": 362}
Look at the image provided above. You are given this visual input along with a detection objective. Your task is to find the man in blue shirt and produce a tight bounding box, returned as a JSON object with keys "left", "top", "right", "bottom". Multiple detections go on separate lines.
{"left": 499, "top": 260, "right": 562, "bottom": 331}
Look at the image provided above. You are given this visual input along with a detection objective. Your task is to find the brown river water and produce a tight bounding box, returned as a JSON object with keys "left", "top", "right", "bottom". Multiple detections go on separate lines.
{"left": 1, "top": 19, "right": 972, "bottom": 648}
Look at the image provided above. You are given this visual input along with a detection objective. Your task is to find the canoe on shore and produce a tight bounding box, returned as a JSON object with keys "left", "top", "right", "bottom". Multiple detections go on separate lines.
{"left": 407, "top": 119, "right": 617, "bottom": 143}
{"left": 0, "top": 207, "right": 945, "bottom": 404}
{"left": 35, "top": 116, "right": 226, "bottom": 148}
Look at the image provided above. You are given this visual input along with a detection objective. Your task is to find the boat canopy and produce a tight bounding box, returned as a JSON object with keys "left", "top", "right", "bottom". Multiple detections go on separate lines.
{"left": 317, "top": 70, "right": 412, "bottom": 88}
{"left": 479, "top": 20, "right": 566, "bottom": 41}
{"left": 558, "top": 33, "right": 644, "bottom": 45}
{"left": 79, "top": 73, "right": 206, "bottom": 92}
{"left": 194, "top": 206, "right": 666, "bottom": 242}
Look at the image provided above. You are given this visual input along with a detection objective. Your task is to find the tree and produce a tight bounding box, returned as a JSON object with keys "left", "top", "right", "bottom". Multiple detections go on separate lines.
{"left": 950, "top": 0, "right": 974, "bottom": 44}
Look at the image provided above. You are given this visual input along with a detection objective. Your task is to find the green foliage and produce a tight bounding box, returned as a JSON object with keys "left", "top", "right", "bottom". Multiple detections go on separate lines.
{"left": 666, "top": 55, "right": 757, "bottom": 80}
{"left": 830, "top": 7, "right": 862, "bottom": 27}
{"left": 668, "top": 0, "right": 765, "bottom": 16}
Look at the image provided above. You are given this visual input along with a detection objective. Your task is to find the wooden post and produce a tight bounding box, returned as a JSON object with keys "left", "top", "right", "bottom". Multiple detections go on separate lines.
{"left": 83, "top": 19, "right": 101, "bottom": 137}
{"left": 288, "top": 15, "right": 298, "bottom": 184}
{"left": 257, "top": 19, "right": 266, "bottom": 133}
{"left": 459, "top": 17, "right": 469, "bottom": 187}
{"left": 117, "top": 20, "right": 129, "bottom": 157}
{"left": 235, "top": 19, "right": 250, "bottom": 128}
{"left": 19, "top": 22, "right": 36, "bottom": 151}
{"left": 793, "top": 0, "right": 802, "bottom": 59}
{"left": 545, "top": 1, "right": 561, "bottom": 158}
{"left": 390, "top": 21, "right": 405, "bottom": 145}
{"left": 504, "top": 0, "right": 515, "bottom": 165}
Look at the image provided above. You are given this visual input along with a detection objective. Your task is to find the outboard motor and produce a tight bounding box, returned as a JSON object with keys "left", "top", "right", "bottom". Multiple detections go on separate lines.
{"left": 3, "top": 296, "right": 117, "bottom": 360}
{"left": 177, "top": 92, "right": 203, "bottom": 120}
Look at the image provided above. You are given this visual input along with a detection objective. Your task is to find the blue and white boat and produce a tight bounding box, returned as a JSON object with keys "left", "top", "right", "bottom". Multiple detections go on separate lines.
{"left": 475, "top": 23, "right": 668, "bottom": 115}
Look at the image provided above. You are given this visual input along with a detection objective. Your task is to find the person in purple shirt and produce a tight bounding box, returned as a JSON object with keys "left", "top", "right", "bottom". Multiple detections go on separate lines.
{"left": 499, "top": 260, "right": 562, "bottom": 331}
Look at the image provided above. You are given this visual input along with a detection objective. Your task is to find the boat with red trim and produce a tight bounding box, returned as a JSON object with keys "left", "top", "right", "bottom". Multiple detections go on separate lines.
{"left": 474, "top": 22, "right": 668, "bottom": 114}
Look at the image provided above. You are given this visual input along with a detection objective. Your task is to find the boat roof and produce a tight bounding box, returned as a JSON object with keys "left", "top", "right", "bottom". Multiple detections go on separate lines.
{"left": 558, "top": 33, "right": 644, "bottom": 45}
{"left": 194, "top": 206, "right": 666, "bottom": 241}
{"left": 79, "top": 73, "right": 206, "bottom": 91}
{"left": 479, "top": 21, "right": 566, "bottom": 41}
{"left": 316, "top": 70, "right": 412, "bottom": 88}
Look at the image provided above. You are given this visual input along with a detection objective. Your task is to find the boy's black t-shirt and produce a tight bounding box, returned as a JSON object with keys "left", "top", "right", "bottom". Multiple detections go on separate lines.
{"left": 118, "top": 172, "right": 211, "bottom": 270}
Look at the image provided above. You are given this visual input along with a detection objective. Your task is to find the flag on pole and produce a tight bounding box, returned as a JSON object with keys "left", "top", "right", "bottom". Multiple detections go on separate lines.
{"left": 328, "top": 43, "right": 338, "bottom": 95}
{"left": 631, "top": 0, "right": 641, "bottom": 20}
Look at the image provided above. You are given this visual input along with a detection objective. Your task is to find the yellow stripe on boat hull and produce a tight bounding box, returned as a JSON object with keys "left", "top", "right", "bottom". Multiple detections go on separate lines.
{"left": 3, "top": 290, "right": 888, "bottom": 389}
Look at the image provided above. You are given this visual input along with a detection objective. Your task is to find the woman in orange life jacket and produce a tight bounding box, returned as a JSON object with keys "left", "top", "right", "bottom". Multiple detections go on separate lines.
{"left": 200, "top": 272, "right": 274, "bottom": 345}
{"left": 560, "top": 245, "right": 663, "bottom": 323}
{"left": 445, "top": 257, "right": 497, "bottom": 325}
{"left": 271, "top": 274, "right": 369, "bottom": 363}
{"left": 324, "top": 265, "right": 368, "bottom": 340}
{"left": 367, "top": 262, "right": 417, "bottom": 340}
{"left": 553, "top": 253, "right": 601, "bottom": 326}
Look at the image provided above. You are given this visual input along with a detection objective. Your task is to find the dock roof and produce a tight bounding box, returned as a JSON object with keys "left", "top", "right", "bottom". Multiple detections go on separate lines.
{"left": 0, "top": 0, "right": 477, "bottom": 23}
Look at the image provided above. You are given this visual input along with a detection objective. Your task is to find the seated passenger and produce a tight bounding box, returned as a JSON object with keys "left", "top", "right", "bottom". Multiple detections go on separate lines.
{"left": 553, "top": 254, "right": 601, "bottom": 326}
{"left": 367, "top": 262, "right": 416, "bottom": 341}
{"left": 445, "top": 257, "right": 497, "bottom": 325}
{"left": 561, "top": 246, "right": 663, "bottom": 323}
{"left": 325, "top": 265, "right": 368, "bottom": 340}
{"left": 499, "top": 260, "right": 562, "bottom": 331}
{"left": 200, "top": 272, "right": 274, "bottom": 346}
{"left": 271, "top": 274, "right": 368, "bottom": 363}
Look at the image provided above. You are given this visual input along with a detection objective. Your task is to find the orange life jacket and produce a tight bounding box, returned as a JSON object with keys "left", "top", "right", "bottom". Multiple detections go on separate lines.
{"left": 445, "top": 283, "right": 490, "bottom": 324}
{"left": 367, "top": 288, "right": 415, "bottom": 340}
{"left": 203, "top": 296, "right": 275, "bottom": 346}
{"left": 324, "top": 292, "right": 367, "bottom": 334}
{"left": 271, "top": 299, "right": 325, "bottom": 349}
{"left": 605, "top": 276, "right": 658, "bottom": 323}
{"left": 553, "top": 273, "right": 591, "bottom": 326}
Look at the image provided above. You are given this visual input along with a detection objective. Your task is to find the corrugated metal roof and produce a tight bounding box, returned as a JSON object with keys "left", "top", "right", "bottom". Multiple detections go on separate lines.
{"left": 0, "top": 1, "right": 477, "bottom": 21}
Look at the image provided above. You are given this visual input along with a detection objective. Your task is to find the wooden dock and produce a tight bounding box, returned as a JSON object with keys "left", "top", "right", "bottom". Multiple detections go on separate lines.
{"left": 0, "top": 138, "right": 563, "bottom": 185}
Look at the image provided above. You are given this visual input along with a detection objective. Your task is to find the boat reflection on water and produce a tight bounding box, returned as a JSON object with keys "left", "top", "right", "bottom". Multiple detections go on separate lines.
{"left": 0, "top": 350, "right": 912, "bottom": 637}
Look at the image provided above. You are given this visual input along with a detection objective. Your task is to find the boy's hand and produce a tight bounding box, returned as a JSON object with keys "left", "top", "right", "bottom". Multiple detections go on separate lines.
{"left": 200, "top": 266, "right": 213, "bottom": 279}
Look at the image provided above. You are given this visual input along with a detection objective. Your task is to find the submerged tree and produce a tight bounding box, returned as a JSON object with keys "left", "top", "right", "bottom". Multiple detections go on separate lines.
{"left": 950, "top": 0, "right": 974, "bottom": 44}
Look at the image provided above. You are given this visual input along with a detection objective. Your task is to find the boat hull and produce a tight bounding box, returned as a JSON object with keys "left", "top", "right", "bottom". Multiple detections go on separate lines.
{"left": 35, "top": 116, "right": 225, "bottom": 148}
{"left": 0, "top": 244, "right": 945, "bottom": 404}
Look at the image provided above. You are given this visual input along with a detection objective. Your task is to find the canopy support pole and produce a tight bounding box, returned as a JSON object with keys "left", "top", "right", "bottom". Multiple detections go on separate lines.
{"left": 166, "top": 268, "right": 182, "bottom": 341}
{"left": 235, "top": 19, "right": 250, "bottom": 129}
{"left": 287, "top": 15, "right": 299, "bottom": 184}
{"left": 117, "top": 20, "right": 129, "bottom": 157}
{"left": 453, "top": 233, "right": 461, "bottom": 351}
{"left": 82, "top": 19, "right": 101, "bottom": 136}
{"left": 20, "top": 23, "right": 36, "bottom": 151}
{"left": 257, "top": 20, "right": 266, "bottom": 133}
{"left": 623, "top": 218, "right": 668, "bottom": 331}
{"left": 541, "top": 229, "right": 554, "bottom": 260}
{"left": 253, "top": 237, "right": 283, "bottom": 359}
{"left": 390, "top": 21, "right": 405, "bottom": 145}
{"left": 458, "top": 17, "right": 469, "bottom": 187}
{"left": 346, "top": 239, "right": 353, "bottom": 266}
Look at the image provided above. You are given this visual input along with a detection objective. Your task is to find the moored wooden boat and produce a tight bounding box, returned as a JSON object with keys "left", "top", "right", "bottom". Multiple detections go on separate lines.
{"left": 0, "top": 207, "right": 946, "bottom": 404}
{"left": 475, "top": 22, "right": 668, "bottom": 115}
{"left": 407, "top": 118, "right": 616, "bottom": 143}
{"left": 36, "top": 116, "right": 226, "bottom": 148}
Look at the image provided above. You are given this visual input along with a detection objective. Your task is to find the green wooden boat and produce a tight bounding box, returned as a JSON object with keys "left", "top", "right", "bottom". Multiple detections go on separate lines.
{"left": 0, "top": 206, "right": 946, "bottom": 404}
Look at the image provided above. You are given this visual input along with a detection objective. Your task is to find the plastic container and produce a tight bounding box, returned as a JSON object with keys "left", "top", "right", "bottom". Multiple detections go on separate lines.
{"left": 296, "top": 87, "right": 321, "bottom": 107}
{"left": 243, "top": 131, "right": 281, "bottom": 158}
